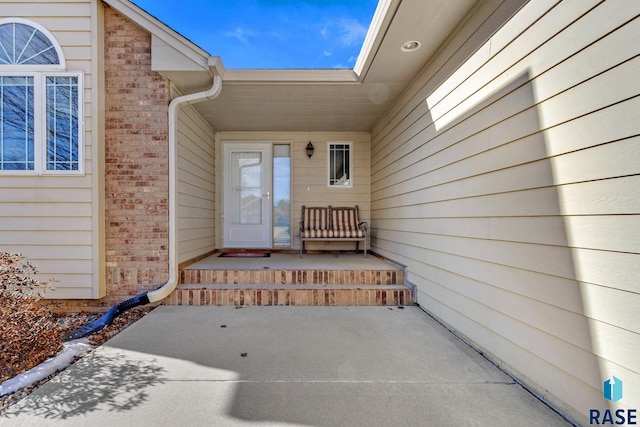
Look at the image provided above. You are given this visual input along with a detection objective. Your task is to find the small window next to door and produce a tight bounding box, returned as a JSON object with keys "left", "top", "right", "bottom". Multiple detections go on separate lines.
{"left": 328, "top": 141, "right": 352, "bottom": 188}
{"left": 273, "top": 144, "right": 291, "bottom": 247}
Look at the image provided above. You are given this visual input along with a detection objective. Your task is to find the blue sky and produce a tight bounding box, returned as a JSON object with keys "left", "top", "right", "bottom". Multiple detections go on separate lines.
{"left": 131, "top": 0, "right": 379, "bottom": 69}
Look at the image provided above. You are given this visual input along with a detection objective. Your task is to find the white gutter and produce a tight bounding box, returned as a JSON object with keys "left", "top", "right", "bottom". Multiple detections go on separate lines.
{"left": 146, "top": 58, "right": 223, "bottom": 304}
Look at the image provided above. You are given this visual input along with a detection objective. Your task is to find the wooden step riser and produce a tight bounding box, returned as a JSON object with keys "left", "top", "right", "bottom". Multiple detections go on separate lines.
{"left": 180, "top": 269, "right": 404, "bottom": 286}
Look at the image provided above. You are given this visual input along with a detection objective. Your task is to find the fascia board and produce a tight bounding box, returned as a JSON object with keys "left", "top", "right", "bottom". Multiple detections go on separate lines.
{"left": 223, "top": 69, "right": 359, "bottom": 84}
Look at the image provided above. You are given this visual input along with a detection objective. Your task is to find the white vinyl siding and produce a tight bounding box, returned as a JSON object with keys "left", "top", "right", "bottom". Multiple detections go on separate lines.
{"left": 217, "top": 131, "right": 370, "bottom": 251}
{"left": 176, "top": 103, "right": 216, "bottom": 263}
{"left": 0, "top": 0, "right": 98, "bottom": 298}
{"left": 370, "top": 0, "right": 639, "bottom": 423}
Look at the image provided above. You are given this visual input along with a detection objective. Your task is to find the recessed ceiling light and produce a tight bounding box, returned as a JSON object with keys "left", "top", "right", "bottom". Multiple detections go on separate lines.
{"left": 401, "top": 41, "right": 421, "bottom": 52}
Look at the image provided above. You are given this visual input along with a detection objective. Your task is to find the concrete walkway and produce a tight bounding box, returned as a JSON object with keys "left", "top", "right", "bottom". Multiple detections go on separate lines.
{"left": 1, "top": 306, "right": 571, "bottom": 426}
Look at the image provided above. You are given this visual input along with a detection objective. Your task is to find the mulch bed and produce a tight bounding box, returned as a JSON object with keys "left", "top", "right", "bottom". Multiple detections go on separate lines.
{"left": 0, "top": 294, "right": 154, "bottom": 414}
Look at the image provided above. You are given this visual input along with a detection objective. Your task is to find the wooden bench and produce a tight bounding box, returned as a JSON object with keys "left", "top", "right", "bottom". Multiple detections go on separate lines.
{"left": 300, "top": 205, "right": 368, "bottom": 257}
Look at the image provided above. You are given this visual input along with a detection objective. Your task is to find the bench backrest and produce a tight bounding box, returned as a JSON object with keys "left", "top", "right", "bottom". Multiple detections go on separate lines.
{"left": 302, "top": 206, "right": 331, "bottom": 237}
{"left": 332, "top": 206, "right": 363, "bottom": 238}
{"left": 301, "top": 205, "right": 363, "bottom": 237}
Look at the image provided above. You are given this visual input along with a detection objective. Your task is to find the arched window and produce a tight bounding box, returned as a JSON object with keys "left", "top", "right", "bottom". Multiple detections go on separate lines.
{"left": 0, "top": 22, "right": 61, "bottom": 66}
{"left": 0, "top": 18, "right": 81, "bottom": 174}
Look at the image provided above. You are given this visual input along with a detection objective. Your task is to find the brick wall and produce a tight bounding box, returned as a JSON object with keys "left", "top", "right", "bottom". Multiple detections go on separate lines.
{"left": 40, "top": 8, "right": 170, "bottom": 313}
{"left": 101, "top": 8, "right": 170, "bottom": 306}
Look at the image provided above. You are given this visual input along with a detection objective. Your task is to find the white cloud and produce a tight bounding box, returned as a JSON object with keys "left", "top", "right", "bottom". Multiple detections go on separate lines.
{"left": 223, "top": 27, "right": 258, "bottom": 44}
{"left": 319, "top": 18, "right": 367, "bottom": 48}
{"left": 336, "top": 18, "right": 367, "bottom": 47}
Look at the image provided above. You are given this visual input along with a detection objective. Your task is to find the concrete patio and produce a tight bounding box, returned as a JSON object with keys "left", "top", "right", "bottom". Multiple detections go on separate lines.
{"left": 1, "top": 306, "right": 572, "bottom": 426}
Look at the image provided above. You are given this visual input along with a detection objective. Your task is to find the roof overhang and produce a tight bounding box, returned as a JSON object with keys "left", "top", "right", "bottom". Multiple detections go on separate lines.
{"left": 106, "top": 0, "right": 480, "bottom": 132}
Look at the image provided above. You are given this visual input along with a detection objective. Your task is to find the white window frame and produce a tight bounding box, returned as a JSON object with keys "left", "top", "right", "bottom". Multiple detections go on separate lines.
{"left": 327, "top": 141, "right": 353, "bottom": 188}
{"left": 0, "top": 18, "right": 83, "bottom": 176}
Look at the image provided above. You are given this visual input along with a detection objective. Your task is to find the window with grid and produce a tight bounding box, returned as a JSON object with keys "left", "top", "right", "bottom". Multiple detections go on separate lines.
{"left": 0, "top": 19, "right": 82, "bottom": 174}
{"left": 327, "top": 142, "right": 352, "bottom": 188}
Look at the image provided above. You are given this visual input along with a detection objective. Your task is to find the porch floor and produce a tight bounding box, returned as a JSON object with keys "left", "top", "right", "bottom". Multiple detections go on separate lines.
{"left": 164, "top": 252, "right": 414, "bottom": 307}
{"left": 183, "top": 252, "right": 399, "bottom": 270}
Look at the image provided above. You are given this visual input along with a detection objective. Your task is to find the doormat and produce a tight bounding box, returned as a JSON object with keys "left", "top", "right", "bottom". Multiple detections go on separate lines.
{"left": 218, "top": 252, "right": 271, "bottom": 258}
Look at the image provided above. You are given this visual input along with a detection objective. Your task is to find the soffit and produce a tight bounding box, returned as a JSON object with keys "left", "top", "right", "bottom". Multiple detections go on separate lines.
{"left": 118, "top": 0, "right": 479, "bottom": 132}
{"left": 194, "top": 0, "right": 477, "bottom": 132}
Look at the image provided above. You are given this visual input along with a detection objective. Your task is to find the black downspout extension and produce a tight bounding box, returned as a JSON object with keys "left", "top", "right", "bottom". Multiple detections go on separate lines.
{"left": 63, "top": 291, "right": 150, "bottom": 341}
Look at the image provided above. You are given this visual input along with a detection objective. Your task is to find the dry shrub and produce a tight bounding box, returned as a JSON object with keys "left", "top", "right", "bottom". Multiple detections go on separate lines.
{"left": 0, "top": 252, "right": 61, "bottom": 384}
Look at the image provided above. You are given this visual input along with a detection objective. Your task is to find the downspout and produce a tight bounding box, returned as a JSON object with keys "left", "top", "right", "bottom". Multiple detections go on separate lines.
{"left": 147, "top": 61, "right": 222, "bottom": 304}
{"left": 65, "top": 58, "right": 222, "bottom": 340}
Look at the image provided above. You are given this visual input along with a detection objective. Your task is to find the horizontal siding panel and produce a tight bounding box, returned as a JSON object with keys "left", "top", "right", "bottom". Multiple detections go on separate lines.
{"left": 178, "top": 173, "right": 214, "bottom": 194}
{"left": 177, "top": 217, "right": 215, "bottom": 231}
{"left": 0, "top": 231, "right": 92, "bottom": 246}
{"left": 370, "top": 1, "right": 640, "bottom": 419}
{"left": 0, "top": 217, "right": 92, "bottom": 231}
{"left": 0, "top": 2, "right": 97, "bottom": 299}
{"left": 0, "top": 188, "right": 92, "bottom": 203}
{"left": 33, "top": 259, "right": 93, "bottom": 274}
{"left": 177, "top": 206, "right": 215, "bottom": 220}
{"left": 0, "top": 3, "right": 91, "bottom": 16}
{"left": 0, "top": 203, "right": 92, "bottom": 216}
{"left": 177, "top": 182, "right": 214, "bottom": 200}
{"left": 52, "top": 32, "right": 92, "bottom": 47}
{"left": 375, "top": 230, "right": 640, "bottom": 294}
{"left": 542, "top": 95, "right": 640, "bottom": 157}
{"left": 0, "top": 176, "right": 92, "bottom": 189}
{"left": 374, "top": 54, "right": 640, "bottom": 192}
{"left": 375, "top": 229, "right": 576, "bottom": 279}
{"left": 177, "top": 143, "right": 215, "bottom": 175}
{"left": 416, "top": 281, "right": 603, "bottom": 414}
{"left": 418, "top": 271, "right": 600, "bottom": 385}
{"left": 373, "top": 98, "right": 640, "bottom": 196}
{"left": 373, "top": 15, "right": 640, "bottom": 183}
{"left": 3, "top": 245, "right": 93, "bottom": 260}
{"left": 46, "top": 286, "right": 94, "bottom": 300}
{"left": 373, "top": 176, "right": 640, "bottom": 218}
{"left": 429, "top": 0, "right": 636, "bottom": 126}
{"left": 177, "top": 193, "right": 215, "bottom": 210}
{"left": 572, "top": 249, "right": 640, "bottom": 294}
{"left": 179, "top": 242, "right": 214, "bottom": 259}
{"left": 373, "top": 215, "right": 640, "bottom": 254}
{"left": 179, "top": 229, "right": 214, "bottom": 242}
{"left": 177, "top": 105, "right": 216, "bottom": 262}
{"left": 30, "top": 19, "right": 92, "bottom": 32}
{"left": 374, "top": 138, "right": 639, "bottom": 211}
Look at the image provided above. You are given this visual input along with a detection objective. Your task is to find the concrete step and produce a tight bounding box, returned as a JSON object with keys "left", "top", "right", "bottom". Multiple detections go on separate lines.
{"left": 164, "top": 283, "right": 414, "bottom": 307}
{"left": 180, "top": 268, "right": 404, "bottom": 286}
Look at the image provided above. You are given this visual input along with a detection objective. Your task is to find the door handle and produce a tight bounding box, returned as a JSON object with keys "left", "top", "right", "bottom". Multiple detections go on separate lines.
{"left": 263, "top": 191, "right": 270, "bottom": 200}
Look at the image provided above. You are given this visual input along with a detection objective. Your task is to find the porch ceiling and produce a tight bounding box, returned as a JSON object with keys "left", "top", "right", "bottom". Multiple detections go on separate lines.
{"left": 179, "top": 0, "right": 478, "bottom": 133}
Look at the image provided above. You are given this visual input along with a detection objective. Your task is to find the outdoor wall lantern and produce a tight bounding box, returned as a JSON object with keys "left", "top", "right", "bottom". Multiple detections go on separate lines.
{"left": 306, "top": 141, "right": 315, "bottom": 159}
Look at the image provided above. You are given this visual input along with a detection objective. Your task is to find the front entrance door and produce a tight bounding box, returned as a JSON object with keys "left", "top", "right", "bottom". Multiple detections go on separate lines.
{"left": 223, "top": 143, "right": 272, "bottom": 248}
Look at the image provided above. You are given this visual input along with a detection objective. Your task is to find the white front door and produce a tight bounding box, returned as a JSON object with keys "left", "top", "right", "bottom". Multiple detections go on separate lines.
{"left": 223, "top": 143, "right": 272, "bottom": 248}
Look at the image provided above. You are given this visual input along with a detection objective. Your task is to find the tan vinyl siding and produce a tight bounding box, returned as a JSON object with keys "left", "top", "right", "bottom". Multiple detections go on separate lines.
{"left": 370, "top": 0, "right": 639, "bottom": 423}
{"left": 216, "top": 132, "right": 370, "bottom": 250}
{"left": 0, "top": 0, "right": 98, "bottom": 299}
{"left": 176, "top": 104, "right": 216, "bottom": 263}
